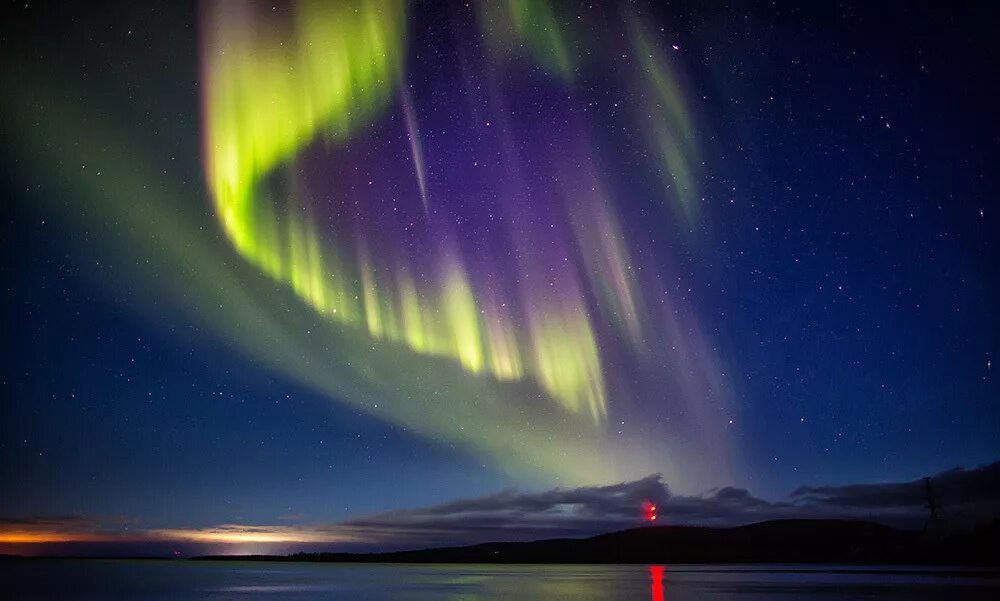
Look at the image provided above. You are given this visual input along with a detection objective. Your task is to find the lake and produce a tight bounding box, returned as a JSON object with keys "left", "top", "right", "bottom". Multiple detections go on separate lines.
{"left": 3, "top": 560, "right": 998, "bottom": 600}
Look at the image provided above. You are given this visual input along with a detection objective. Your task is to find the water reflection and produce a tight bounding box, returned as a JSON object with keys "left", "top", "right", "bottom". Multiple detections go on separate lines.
{"left": 4, "top": 560, "right": 1000, "bottom": 600}
{"left": 649, "top": 565, "right": 665, "bottom": 601}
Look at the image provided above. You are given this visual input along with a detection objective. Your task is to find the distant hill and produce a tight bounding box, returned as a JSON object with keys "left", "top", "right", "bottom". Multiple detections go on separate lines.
{"left": 195, "top": 518, "right": 1000, "bottom": 565}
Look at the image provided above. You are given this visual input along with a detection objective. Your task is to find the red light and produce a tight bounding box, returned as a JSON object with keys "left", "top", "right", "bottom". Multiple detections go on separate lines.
{"left": 650, "top": 566, "right": 666, "bottom": 601}
{"left": 642, "top": 501, "right": 658, "bottom": 523}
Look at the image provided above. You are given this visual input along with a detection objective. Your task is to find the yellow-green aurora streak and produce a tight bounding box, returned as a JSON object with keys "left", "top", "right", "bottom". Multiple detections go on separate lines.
{"left": 202, "top": 0, "right": 606, "bottom": 423}
{"left": 1, "top": 67, "right": 620, "bottom": 486}
{"left": 2, "top": 0, "right": 731, "bottom": 489}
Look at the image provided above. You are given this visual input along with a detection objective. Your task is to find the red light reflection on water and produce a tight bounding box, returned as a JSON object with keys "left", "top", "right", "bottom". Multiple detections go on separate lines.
{"left": 649, "top": 565, "right": 665, "bottom": 601}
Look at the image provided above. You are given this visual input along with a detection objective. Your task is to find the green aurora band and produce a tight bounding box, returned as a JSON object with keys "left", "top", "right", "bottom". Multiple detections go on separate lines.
{"left": 202, "top": 0, "right": 607, "bottom": 422}
{"left": 2, "top": 0, "right": 733, "bottom": 488}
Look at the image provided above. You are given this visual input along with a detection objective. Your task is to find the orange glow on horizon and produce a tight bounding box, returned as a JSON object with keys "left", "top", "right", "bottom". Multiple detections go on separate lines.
{"left": 0, "top": 531, "right": 108, "bottom": 544}
{"left": 146, "top": 525, "right": 355, "bottom": 544}
{"left": 0, "top": 523, "right": 362, "bottom": 547}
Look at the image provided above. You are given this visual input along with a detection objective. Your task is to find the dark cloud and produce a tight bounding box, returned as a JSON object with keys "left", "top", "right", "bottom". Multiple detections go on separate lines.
{"left": 326, "top": 461, "right": 1000, "bottom": 549}
{"left": 324, "top": 474, "right": 672, "bottom": 549}
{"left": 787, "top": 461, "right": 1000, "bottom": 528}
{"left": 2, "top": 462, "right": 998, "bottom": 554}
{"left": 792, "top": 462, "right": 1000, "bottom": 508}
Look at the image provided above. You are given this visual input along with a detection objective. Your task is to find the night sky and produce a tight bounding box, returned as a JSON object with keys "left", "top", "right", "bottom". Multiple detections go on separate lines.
{"left": 1, "top": 0, "right": 997, "bottom": 554}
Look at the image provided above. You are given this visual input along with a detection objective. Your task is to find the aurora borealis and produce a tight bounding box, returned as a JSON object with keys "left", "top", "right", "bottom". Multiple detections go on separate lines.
{"left": 192, "top": 0, "right": 730, "bottom": 480}
{"left": 200, "top": 0, "right": 671, "bottom": 422}
{"left": 1, "top": 0, "right": 997, "bottom": 555}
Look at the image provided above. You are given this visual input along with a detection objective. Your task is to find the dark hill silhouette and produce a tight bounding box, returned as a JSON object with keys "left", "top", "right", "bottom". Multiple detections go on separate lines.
{"left": 194, "top": 518, "right": 1000, "bottom": 565}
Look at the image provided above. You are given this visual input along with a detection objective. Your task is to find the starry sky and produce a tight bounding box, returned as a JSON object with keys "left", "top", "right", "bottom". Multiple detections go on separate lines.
{"left": 1, "top": 0, "right": 997, "bottom": 554}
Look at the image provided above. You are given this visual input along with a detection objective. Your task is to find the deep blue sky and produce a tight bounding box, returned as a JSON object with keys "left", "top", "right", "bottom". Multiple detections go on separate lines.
{"left": 1, "top": 0, "right": 997, "bottom": 545}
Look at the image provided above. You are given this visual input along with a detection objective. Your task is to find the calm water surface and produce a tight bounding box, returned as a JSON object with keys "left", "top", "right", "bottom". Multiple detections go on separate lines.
{"left": 4, "top": 560, "right": 998, "bottom": 600}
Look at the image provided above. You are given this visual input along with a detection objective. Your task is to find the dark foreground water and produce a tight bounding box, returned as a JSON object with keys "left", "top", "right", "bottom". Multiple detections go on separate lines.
{"left": 3, "top": 561, "right": 998, "bottom": 600}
